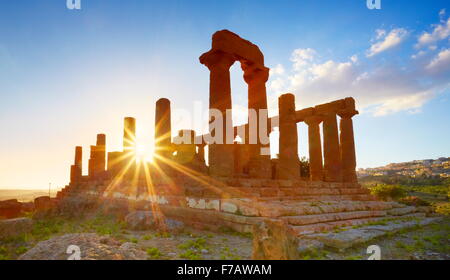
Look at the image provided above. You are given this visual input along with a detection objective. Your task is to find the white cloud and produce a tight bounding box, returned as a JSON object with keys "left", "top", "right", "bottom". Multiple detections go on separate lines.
{"left": 367, "top": 28, "right": 409, "bottom": 57}
{"left": 291, "top": 48, "right": 316, "bottom": 70}
{"left": 416, "top": 17, "right": 450, "bottom": 48}
{"left": 267, "top": 46, "right": 449, "bottom": 117}
{"left": 411, "top": 50, "right": 426, "bottom": 59}
{"left": 426, "top": 48, "right": 450, "bottom": 73}
{"left": 439, "top": 9, "right": 446, "bottom": 18}
{"left": 269, "top": 64, "right": 285, "bottom": 76}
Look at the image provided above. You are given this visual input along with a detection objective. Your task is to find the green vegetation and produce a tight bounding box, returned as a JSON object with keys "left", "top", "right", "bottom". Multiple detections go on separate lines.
{"left": 129, "top": 237, "right": 139, "bottom": 244}
{"left": 179, "top": 249, "right": 203, "bottom": 260}
{"left": 219, "top": 246, "right": 241, "bottom": 260}
{"left": 368, "top": 184, "right": 406, "bottom": 201}
{"left": 178, "top": 237, "right": 207, "bottom": 251}
{"left": 399, "top": 196, "right": 430, "bottom": 206}
{"left": 146, "top": 247, "right": 162, "bottom": 259}
{"left": 142, "top": 234, "right": 152, "bottom": 240}
{"left": 434, "top": 202, "right": 450, "bottom": 216}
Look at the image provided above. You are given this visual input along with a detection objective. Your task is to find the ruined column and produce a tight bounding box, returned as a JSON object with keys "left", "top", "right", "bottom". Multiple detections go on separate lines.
{"left": 200, "top": 50, "right": 235, "bottom": 177}
{"left": 243, "top": 65, "right": 272, "bottom": 178}
{"left": 277, "top": 93, "right": 300, "bottom": 179}
{"left": 70, "top": 146, "right": 83, "bottom": 184}
{"left": 123, "top": 117, "right": 136, "bottom": 157}
{"left": 154, "top": 98, "right": 172, "bottom": 160}
{"left": 338, "top": 98, "right": 358, "bottom": 183}
{"left": 304, "top": 116, "right": 324, "bottom": 181}
{"left": 96, "top": 134, "right": 106, "bottom": 173}
{"left": 107, "top": 151, "right": 123, "bottom": 178}
{"left": 322, "top": 113, "right": 342, "bottom": 182}
{"left": 88, "top": 145, "right": 97, "bottom": 178}
{"left": 74, "top": 146, "right": 82, "bottom": 169}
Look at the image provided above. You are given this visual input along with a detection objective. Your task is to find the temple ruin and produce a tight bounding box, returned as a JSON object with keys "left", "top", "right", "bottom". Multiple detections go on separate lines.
{"left": 58, "top": 30, "right": 423, "bottom": 242}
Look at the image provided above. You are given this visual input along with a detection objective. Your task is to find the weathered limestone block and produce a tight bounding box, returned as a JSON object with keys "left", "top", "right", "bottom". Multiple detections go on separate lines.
{"left": 0, "top": 218, "right": 33, "bottom": 239}
{"left": 387, "top": 206, "right": 416, "bottom": 216}
{"left": 220, "top": 200, "right": 239, "bottom": 214}
{"left": 0, "top": 199, "right": 23, "bottom": 219}
{"left": 252, "top": 219, "right": 298, "bottom": 260}
{"left": 34, "top": 196, "right": 53, "bottom": 212}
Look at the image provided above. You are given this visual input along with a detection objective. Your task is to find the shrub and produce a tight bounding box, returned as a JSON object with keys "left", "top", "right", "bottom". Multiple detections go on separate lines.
{"left": 399, "top": 196, "right": 430, "bottom": 206}
{"left": 146, "top": 247, "right": 162, "bottom": 259}
{"left": 368, "top": 184, "right": 406, "bottom": 201}
{"left": 434, "top": 202, "right": 450, "bottom": 216}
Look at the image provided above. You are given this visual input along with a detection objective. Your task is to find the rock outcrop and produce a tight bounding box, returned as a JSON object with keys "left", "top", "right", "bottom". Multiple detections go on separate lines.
{"left": 19, "top": 233, "right": 147, "bottom": 260}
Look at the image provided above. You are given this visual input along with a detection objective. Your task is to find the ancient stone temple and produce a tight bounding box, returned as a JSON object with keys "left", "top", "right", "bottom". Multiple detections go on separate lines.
{"left": 57, "top": 30, "right": 426, "bottom": 251}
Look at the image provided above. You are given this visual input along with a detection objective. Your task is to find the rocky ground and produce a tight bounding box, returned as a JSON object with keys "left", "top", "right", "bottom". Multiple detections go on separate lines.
{"left": 0, "top": 212, "right": 448, "bottom": 260}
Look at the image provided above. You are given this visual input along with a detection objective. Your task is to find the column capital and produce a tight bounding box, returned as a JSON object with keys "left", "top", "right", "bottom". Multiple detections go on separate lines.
{"left": 242, "top": 63, "right": 269, "bottom": 85}
{"left": 200, "top": 50, "right": 235, "bottom": 71}
{"left": 337, "top": 109, "right": 359, "bottom": 119}
{"left": 304, "top": 115, "right": 323, "bottom": 126}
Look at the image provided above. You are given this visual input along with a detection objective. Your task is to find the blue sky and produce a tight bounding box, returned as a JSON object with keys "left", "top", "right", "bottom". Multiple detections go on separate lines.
{"left": 0, "top": 0, "right": 449, "bottom": 189}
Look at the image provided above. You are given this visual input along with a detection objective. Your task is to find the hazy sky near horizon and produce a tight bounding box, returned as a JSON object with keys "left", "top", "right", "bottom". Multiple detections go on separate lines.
{"left": 1, "top": 0, "right": 449, "bottom": 190}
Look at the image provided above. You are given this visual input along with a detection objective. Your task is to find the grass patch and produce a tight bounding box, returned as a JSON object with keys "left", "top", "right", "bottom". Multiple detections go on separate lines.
{"left": 179, "top": 249, "right": 203, "bottom": 260}
{"left": 146, "top": 247, "right": 162, "bottom": 259}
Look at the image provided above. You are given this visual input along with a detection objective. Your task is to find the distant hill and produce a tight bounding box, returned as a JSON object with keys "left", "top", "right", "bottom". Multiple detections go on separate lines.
{"left": 0, "top": 189, "right": 58, "bottom": 202}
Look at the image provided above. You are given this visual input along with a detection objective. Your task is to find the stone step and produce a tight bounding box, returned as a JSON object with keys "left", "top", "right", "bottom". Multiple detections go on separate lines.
{"left": 281, "top": 210, "right": 387, "bottom": 226}
{"left": 291, "top": 213, "right": 427, "bottom": 236}
{"left": 256, "top": 194, "right": 377, "bottom": 202}
{"left": 300, "top": 216, "right": 442, "bottom": 250}
{"left": 256, "top": 200, "right": 398, "bottom": 218}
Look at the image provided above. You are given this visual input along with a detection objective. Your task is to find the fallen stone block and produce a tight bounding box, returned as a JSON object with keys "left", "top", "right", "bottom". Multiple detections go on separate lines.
{"left": 0, "top": 218, "right": 34, "bottom": 239}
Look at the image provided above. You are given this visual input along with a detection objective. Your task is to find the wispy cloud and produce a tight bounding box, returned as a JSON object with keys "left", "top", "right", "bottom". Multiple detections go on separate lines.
{"left": 367, "top": 28, "right": 409, "bottom": 57}
{"left": 416, "top": 13, "right": 450, "bottom": 48}
{"left": 426, "top": 48, "right": 450, "bottom": 73}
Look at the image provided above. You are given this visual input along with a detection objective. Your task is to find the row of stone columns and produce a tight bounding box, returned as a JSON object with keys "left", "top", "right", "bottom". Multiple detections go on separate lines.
{"left": 277, "top": 94, "right": 358, "bottom": 183}
{"left": 306, "top": 110, "right": 358, "bottom": 183}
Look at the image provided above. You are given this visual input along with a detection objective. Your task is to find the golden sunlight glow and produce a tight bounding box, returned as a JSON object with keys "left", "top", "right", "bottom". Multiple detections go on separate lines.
{"left": 135, "top": 141, "right": 154, "bottom": 163}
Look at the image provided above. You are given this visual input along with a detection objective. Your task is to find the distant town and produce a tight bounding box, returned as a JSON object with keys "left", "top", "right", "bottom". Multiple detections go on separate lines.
{"left": 358, "top": 157, "right": 450, "bottom": 178}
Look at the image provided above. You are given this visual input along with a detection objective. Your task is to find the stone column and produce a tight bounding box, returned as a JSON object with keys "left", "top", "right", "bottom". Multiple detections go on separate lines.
{"left": 88, "top": 145, "right": 97, "bottom": 178}
{"left": 277, "top": 93, "right": 300, "bottom": 179}
{"left": 96, "top": 134, "right": 106, "bottom": 173}
{"left": 123, "top": 117, "right": 136, "bottom": 156}
{"left": 322, "top": 113, "right": 342, "bottom": 182}
{"left": 304, "top": 116, "right": 323, "bottom": 181}
{"left": 154, "top": 98, "right": 172, "bottom": 160}
{"left": 74, "top": 146, "right": 82, "bottom": 170}
{"left": 338, "top": 108, "right": 358, "bottom": 183}
{"left": 242, "top": 64, "right": 271, "bottom": 178}
{"left": 122, "top": 117, "right": 136, "bottom": 180}
{"left": 200, "top": 50, "right": 235, "bottom": 177}
{"left": 107, "top": 151, "right": 122, "bottom": 178}
{"left": 197, "top": 144, "right": 206, "bottom": 163}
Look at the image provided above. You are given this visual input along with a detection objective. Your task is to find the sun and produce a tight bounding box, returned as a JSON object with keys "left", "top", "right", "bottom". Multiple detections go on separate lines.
{"left": 135, "top": 142, "right": 154, "bottom": 163}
